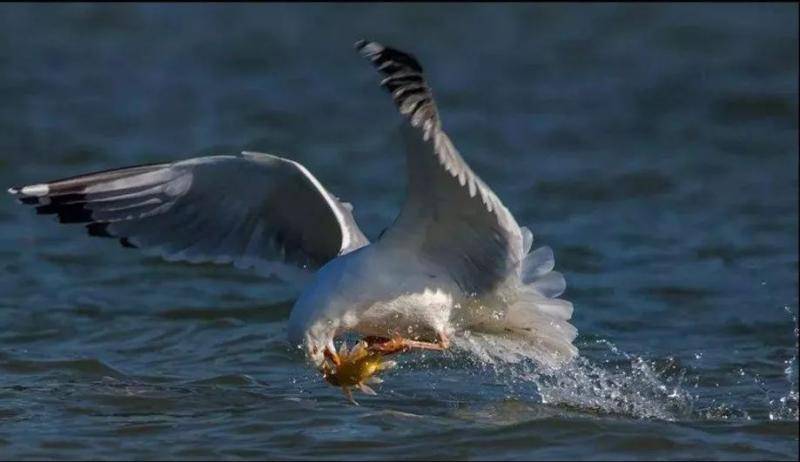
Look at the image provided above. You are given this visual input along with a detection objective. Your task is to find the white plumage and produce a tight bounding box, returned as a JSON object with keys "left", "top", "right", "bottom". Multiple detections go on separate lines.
{"left": 9, "top": 40, "right": 578, "bottom": 377}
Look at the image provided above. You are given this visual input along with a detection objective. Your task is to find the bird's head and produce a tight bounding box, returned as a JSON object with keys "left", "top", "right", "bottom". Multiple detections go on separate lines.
{"left": 304, "top": 326, "right": 338, "bottom": 370}
{"left": 286, "top": 250, "right": 397, "bottom": 403}
{"left": 288, "top": 304, "right": 339, "bottom": 369}
{"left": 287, "top": 250, "right": 367, "bottom": 367}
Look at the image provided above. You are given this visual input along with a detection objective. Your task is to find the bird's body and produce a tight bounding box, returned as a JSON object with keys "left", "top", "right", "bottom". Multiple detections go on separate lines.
{"left": 289, "top": 241, "right": 457, "bottom": 348}
{"left": 289, "top": 219, "right": 577, "bottom": 370}
{"left": 9, "top": 41, "right": 579, "bottom": 396}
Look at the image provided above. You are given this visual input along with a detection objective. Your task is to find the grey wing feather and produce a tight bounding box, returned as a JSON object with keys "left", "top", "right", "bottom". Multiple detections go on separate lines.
{"left": 9, "top": 152, "right": 368, "bottom": 275}
{"left": 356, "top": 40, "right": 525, "bottom": 294}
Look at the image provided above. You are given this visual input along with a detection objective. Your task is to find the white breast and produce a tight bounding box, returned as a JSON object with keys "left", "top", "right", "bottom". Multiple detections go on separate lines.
{"left": 352, "top": 287, "right": 455, "bottom": 341}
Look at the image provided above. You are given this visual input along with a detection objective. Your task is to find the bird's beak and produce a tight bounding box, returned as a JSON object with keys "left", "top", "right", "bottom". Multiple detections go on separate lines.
{"left": 324, "top": 344, "right": 342, "bottom": 366}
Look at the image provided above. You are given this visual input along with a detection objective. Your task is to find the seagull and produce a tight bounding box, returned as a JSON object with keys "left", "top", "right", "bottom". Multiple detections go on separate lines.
{"left": 8, "top": 40, "right": 578, "bottom": 396}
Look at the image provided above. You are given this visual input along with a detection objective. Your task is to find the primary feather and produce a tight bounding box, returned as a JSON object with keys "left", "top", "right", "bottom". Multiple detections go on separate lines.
{"left": 9, "top": 152, "right": 368, "bottom": 278}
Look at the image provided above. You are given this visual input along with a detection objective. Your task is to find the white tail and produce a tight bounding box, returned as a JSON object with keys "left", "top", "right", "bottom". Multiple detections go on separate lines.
{"left": 462, "top": 236, "right": 579, "bottom": 369}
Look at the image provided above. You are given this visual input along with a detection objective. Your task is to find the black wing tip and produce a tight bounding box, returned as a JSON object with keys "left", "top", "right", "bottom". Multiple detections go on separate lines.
{"left": 86, "top": 223, "right": 137, "bottom": 248}
{"left": 9, "top": 184, "right": 54, "bottom": 204}
{"left": 355, "top": 39, "right": 383, "bottom": 56}
{"left": 8, "top": 186, "right": 34, "bottom": 204}
{"left": 8, "top": 183, "right": 51, "bottom": 197}
{"left": 355, "top": 40, "right": 423, "bottom": 72}
{"left": 86, "top": 222, "right": 113, "bottom": 238}
{"left": 119, "top": 237, "right": 137, "bottom": 249}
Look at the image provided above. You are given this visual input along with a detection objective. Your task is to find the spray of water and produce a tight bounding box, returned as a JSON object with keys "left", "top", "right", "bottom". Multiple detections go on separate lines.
{"left": 766, "top": 305, "right": 799, "bottom": 421}
{"left": 511, "top": 340, "right": 694, "bottom": 420}
{"left": 474, "top": 329, "right": 799, "bottom": 422}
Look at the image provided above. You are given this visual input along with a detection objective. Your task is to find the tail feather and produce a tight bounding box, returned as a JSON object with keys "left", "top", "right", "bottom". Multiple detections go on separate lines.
{"left": 521, "top": 245, "right": 555, "bottom": 283}
{"left": 453, "top": 329, "right": 577, "bottom": 370}
{"left": 520, "top": 226, "right": 533, "bottom": 255}
{"left": 501, "top": 287, "right": 578, "bottom": 365}
{"left": 461, "top": 241, "right": 578, "bottom": 369}
{"left": 530, "top": 271, "right": 566, "bottom": 299}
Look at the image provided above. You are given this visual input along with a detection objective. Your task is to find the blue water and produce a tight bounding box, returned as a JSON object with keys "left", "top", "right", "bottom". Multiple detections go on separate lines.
{"left": 0, "top": 4, "right": 797, "bottom": 460}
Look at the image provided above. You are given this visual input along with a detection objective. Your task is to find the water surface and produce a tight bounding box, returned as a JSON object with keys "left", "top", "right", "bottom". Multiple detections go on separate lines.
{"left": 0, "top": 4, "right": 797, "bottom": 460}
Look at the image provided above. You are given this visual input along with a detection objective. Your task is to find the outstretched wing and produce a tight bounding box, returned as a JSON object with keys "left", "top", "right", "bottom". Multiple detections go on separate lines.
{"left": 357, "top": 40, "right": 525, "bottom": 294}
{"left": 9, "top": 151, "right": 368, "bottom": 275}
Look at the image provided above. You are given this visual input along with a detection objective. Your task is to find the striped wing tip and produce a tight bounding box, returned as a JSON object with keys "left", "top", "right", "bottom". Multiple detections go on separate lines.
{"left": 355, "top": 40, "right": 423, "bottom": 73}
{"left": 356, "top": 39, "right": 437, "bottom": 137}
{"left": 355, "top": 39, "right": 384, "bottom": 57}
{"left": 8, "top": 183, "right": 49, "bottom": 197}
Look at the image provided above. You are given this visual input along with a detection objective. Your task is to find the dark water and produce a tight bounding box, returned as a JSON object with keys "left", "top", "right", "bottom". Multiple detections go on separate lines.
{"left": 1, "top": 4, "right": 797, "bottom": 460}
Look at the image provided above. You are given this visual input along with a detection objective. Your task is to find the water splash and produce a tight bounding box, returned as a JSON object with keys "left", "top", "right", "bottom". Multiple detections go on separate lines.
{"left": 448, "top": 302, "right": 800, "bottom": 422}
{"left": 766, "top": 305, "right": 799, "bottom": 421}
{"left": 514, "top": 340, "right": 695, "bottom": 420}
{"left": 446, "top": 335, "right": 697, "bottom": 420}
{"left": 474, "top": 329, "right": 799, "bottom": 422}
